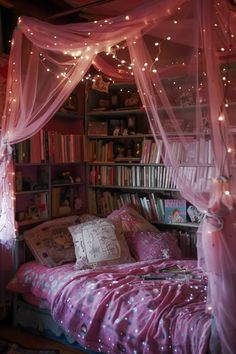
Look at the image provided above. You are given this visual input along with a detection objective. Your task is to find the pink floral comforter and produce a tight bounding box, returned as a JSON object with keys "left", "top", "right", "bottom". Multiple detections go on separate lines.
{"left": 10, "top": 259, "right": 212, "bottom": 354}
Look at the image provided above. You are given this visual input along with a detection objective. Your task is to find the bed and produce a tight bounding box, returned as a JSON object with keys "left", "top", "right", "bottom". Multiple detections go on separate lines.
{"left": 7, "top": 207, "right": 215, "bottom": 354}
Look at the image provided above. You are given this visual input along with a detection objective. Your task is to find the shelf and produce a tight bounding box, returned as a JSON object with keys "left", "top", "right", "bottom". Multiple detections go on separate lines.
{"left": 87, "top": 108, "right": 144, "bottom": 116}
{"left": 88, "top": 184, "right": 178, "bottom": 192}
{"left": 51, "top": 161, "right": 84, "bottom": 165}
{"left": 52, "top": 182, "right": 84, "bottom": 187}
{"left": 87, "top": 161, "right": 215, "bottom": 167}
{"left": 16, "top": 189, "right": 50, "bottom": 195}
{"left": 88, "top": 104, "right": 209, "bottom": 117}
{"left": 155, "top": 221, "right": 200, "bottom": 228}
{"left": 54, "top": 111, "right": 81, "bottom": 120}
{"left": 15, "top": 162, "right": 49, "bottom": 166}
{"left": 87, "top": 132, "right": 214, "bottom": 138}
{"left": 87, "top": 134, "right": 152, "bottom": 139}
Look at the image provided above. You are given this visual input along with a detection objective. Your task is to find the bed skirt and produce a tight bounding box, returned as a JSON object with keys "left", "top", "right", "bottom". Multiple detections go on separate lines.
{"left": 13, "top": 297, "right": 100, "bottom": 354}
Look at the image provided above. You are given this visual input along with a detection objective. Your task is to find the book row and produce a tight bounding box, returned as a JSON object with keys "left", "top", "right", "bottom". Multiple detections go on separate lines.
{"left": 14, "top": 130, "right": 84, "bottom": 164}
{"left": 88, "top": 189, "right": 203, "bottom": 225}
{"left": 89, "top": 164, "right": 216, "bottom": 191}
{"left": 87, "top": 137, "right": 214, "bottom": 165}
{"left": 176, "top": 230, "right": 197, "bottom": 259}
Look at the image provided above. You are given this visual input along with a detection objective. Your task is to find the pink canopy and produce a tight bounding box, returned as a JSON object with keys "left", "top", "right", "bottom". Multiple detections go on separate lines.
{"left": 1, "top": 0, "right": 236, "bottom": 352}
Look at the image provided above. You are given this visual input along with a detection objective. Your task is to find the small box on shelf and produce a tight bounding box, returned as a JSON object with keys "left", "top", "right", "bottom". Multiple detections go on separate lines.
{"left": 88, "top": 121, "right": 108, "bottom": 136}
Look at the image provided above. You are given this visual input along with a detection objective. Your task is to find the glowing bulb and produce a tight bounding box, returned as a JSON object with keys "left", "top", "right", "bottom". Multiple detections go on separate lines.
{"left": 218, "top": 114, "right": 224, "bottom": 121}
{"left": 155, "top": 42, "right": 159, "bottom": 46}
{"left": 227, "top": 147, "right": 232, "bottom": 153}
{"left": 220, "top": 47, "right": 225, "bottom": 51}
{"left": 166, "top": 36, "right": 171, "bottom": 40}
{"left": 125, "top": 16, "right": 130, "bottom": 20}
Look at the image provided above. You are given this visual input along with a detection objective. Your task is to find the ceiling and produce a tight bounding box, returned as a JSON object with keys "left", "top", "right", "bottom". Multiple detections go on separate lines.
{"left": 1, "top": 0, "right": 145, "bottom": 23}
{"left": 0, "top": 0, "right": 144, "bottom": 53}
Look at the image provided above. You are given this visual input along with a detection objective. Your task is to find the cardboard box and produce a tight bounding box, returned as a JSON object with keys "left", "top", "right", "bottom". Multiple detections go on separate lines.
{"left": 88, "top": 121, "right": 108, "bottom": 136}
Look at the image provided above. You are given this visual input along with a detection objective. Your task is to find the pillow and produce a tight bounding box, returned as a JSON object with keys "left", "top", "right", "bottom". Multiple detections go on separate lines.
{"left": 24, "top": 215, "right": 82, "bottom": 267}
{"left": 76, "top": 213, "right": 100, "bottom": 223}
{"left": 6, "top": 260, "right": 49, "bottom": 294}
{"left": 69, "top": 218, "right": 134, "bottom": 270}
{"left": 125, "top": 231, "right": 182, "bottom": 261}
{"left": 107, "top": 206, "right": 158, "bottom": 233}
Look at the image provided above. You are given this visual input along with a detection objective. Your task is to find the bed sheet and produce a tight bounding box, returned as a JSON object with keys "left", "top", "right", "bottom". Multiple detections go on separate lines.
{"left": 9, "top": 259, "right": 212, "bottom": 354}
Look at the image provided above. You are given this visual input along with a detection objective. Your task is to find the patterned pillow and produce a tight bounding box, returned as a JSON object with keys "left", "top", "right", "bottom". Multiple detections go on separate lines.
{"left": 24, "top": 215, "right": 82, "bottom": 267}
{"left": 76, "top": 213, "right": 100, "bottom": 223}
{"left": 125, "top": 231, "right": 182, "bottom": 261}
{"left": 69, "top": 218, "right": 134, "bottom": 270}
{"left": 107, "top": 206, "right": 158, "bottom": 233}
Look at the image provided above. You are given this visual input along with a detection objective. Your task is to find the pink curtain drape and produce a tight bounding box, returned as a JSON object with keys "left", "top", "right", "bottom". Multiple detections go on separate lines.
{"left": 1, "top": 0, "right": 236, "bottom": 352}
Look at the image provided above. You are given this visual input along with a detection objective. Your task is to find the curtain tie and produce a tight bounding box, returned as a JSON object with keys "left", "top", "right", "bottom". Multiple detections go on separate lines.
{"left": 204, "top": 211, "right": 224, "bottom": 231}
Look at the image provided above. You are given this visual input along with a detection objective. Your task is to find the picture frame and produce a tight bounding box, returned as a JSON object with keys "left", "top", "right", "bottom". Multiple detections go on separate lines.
{"left": 60, "top": 91, "right": 78, "bottom": 112}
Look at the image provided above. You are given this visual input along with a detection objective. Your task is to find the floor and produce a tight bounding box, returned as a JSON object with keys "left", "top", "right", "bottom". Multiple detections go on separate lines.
{"left": 0, "top": 323, "right": 85, "bottom": 354}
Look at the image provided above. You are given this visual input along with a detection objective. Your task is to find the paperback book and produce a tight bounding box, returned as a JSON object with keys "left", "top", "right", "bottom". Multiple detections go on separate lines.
{"left": 164, "top": 199, "right": 187, "bottom": 224}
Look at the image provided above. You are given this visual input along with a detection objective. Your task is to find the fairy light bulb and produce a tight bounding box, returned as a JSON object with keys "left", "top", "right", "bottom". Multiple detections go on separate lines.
{"left": 224, "top": 190, "right": 230, "bottom": 195}
{"left": 227, "top": 147, "right": 233, "bottom": 153}
{"left": 218, "top": 114, "right": 224, "bottom": 121}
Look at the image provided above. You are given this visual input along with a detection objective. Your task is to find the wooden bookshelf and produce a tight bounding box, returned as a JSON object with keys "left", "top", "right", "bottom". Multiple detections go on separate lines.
{"left": 85, "top": 81, "right": 206, "bottom": 234}
{"left": 14, "top": 84, "right": 87, "bottom": 232}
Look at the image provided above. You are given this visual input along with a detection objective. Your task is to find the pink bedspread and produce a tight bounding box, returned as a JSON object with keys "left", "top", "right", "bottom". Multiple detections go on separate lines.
{"left": 14, "top": 259, "right": 212, "bottom": 353}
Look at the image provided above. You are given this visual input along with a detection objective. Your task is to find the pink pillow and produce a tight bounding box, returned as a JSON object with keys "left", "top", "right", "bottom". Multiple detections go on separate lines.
{"left": 126, "top": 231, "right": 182, "bottom": 261}
{"left": 107, "top": 206, "right": 158, "bottom": 233}
{"left": 7, "top": 261, "right": 45, "bottom": 294}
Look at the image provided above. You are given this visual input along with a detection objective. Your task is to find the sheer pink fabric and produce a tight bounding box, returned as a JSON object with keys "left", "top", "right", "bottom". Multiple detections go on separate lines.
{"left": 1, "top": 0, "right": 236, "bottom": 352}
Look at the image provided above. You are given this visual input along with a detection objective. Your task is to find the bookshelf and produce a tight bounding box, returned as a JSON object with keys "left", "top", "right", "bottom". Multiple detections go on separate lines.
{"left": 14, "top": 84, "right": 87, "bottom": 232}
{"left": 85, "top": 81, "right": 208, "bottom": 231}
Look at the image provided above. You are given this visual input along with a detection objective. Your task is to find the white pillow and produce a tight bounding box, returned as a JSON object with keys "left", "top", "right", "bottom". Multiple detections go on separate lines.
{"left": 69, "top": 218, "right": 134, "bottom": 269}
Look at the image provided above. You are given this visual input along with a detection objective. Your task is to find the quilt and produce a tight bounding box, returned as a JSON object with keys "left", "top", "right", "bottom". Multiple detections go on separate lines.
{"left": 9, "top": 259, "right": 212, "bottom": 354}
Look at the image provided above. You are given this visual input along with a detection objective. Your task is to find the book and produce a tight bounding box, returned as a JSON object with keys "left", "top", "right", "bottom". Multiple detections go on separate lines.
{"left": 164, "top": 199, "right": 187, "bottom": 224}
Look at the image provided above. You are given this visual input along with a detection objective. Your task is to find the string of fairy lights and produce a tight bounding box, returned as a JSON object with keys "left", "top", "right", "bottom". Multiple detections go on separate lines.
{"left": 1, "top": 1, "right": 236, "bottom": 238}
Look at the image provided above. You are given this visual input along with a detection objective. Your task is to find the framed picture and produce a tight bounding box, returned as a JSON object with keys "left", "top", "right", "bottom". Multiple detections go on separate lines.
{"left": 27, "top": 205, "right": 39, "bottom": 219}
{"left": 60, "top": 91, "right": 78, "bottom": 112}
